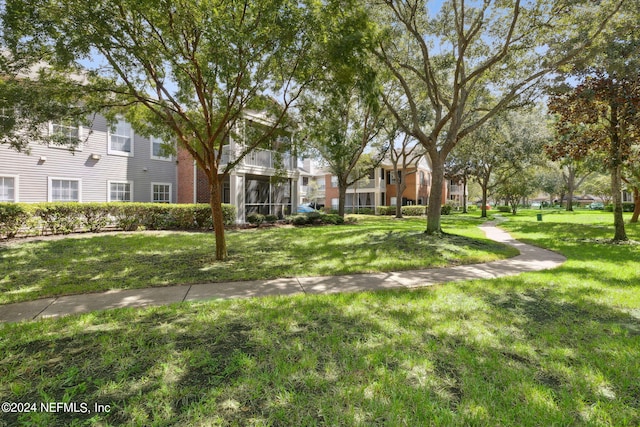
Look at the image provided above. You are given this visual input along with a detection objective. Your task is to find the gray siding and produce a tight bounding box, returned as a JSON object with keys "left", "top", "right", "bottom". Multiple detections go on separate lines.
{"left": 0, "top": 116, "right": 177, "bottom": 203}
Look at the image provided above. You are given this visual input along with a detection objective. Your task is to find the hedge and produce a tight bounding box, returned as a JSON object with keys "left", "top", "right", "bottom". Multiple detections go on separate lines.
{"left": 286, "top": 212, "right": 345, "bottom": 226}
{"left": 378, "top": 205, "right": 428, "bottom": 216}
{"left": 605, "top": 202, "right": 635, "bottom": 212}
{"left": 0, "top": 202, "right": 236, "bottom": 239}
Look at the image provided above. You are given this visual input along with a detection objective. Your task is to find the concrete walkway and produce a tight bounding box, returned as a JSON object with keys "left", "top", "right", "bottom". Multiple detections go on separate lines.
{"left": 0, "top": 224, "right": 566, "bottom": 323}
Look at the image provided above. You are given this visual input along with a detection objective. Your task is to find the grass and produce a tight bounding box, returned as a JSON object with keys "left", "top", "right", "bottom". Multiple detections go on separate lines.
{"left": 0, "top": 211, "right": 638, "bottom": 425}
{"left": 0, "top": 215, "right": 517, "bottom": 305}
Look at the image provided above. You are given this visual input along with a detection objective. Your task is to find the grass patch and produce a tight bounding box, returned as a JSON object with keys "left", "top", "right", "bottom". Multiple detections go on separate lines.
{"left": 0, "top": 211, "right": 638, "bottom": 425}
{"left": 0, "top": 215, "right": 516, "bottom": 304}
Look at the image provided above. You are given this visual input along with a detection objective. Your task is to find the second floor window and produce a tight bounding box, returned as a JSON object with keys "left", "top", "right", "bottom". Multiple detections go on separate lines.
{"left": 151, "top": 137, "right": 172, "bottom": 161}
{"left": 109, "top": 120, "right": 133, "bottom": 156}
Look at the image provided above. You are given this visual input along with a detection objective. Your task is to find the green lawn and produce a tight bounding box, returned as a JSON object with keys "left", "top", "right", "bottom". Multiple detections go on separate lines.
{"left": 0, "top": 215, "right": 517, "bottom": 305}
{"left": 1, "top": 212, "right": 639, "bottom": 426}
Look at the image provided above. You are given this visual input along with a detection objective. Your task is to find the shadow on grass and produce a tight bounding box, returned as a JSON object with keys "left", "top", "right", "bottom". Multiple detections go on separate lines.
{"left": 2, "top": 285, "right": 639, "bottom": 425}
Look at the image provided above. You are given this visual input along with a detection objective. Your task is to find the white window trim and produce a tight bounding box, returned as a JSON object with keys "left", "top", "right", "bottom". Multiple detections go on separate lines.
{"left": 150, "top": 136, "right": 173, "bottom": 161}
{"left": 107, "top": 180, "right": 134, "bottom": 202}
{"left": 151, "top": 182, "right": 172, "bottom": 203}
{"left": 48, "top": 177, "right": 82, "bottom": 202}
{"left": 48, "top": 122, "right": 84, "bottom": 151}
{"left": 107, "top": 119, "right": 134, "bottom": 157}
{"left": 0, "top": 175, "right": 19, "bottom": 202}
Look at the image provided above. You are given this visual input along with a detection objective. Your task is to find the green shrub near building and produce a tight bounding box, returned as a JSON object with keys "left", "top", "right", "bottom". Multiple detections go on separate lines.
{"left": 0, "top": 202, "right": 236, "bottom": 238}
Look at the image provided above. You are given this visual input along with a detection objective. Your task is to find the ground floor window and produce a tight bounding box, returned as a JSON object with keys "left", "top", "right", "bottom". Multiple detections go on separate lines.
{"left": 109, "top": 181, "right": 132, "bottom": 202}
{"left": 152, "top": 183, "right": 172, "bottom": 203}
{"left": 49, "top": 177, "right": 81, "bottom": 202}
{"left": 0, "top": 176, "right": 17, "bottom": 202}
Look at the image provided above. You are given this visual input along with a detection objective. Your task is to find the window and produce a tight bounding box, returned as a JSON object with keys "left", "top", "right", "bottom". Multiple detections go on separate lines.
{"left": 331, "top": 176, "right": 338, "bottom": 187}
{"left": 49, "top": 177, "right": 81, "bottom": 202}
{"left": 108, "top": 119, "right": 134, "bottom": 156}
{"left": 150, "top": 137, "right": 172, "bottom": 161}
{"left": 49, "top": 121, "right": 82, "bottom": 150}
{"left": 389, "top": 171, "right": 401, "bottom": 185}
{"left": 0, "top": 176, "right": 17, "bottom": 202}
{"left": 108, "top": 181, "right": 132, "bottom": 202}
{"left": 152, "top": 183, "right": 172, "bottom": 203}
{"left": 331, "top": 198, "right": 339, "bottom": 209}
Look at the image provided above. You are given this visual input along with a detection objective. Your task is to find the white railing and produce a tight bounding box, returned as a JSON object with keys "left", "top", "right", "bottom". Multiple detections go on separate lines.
{"left": 220, "top": 145, "right": 294, "bottom": 170}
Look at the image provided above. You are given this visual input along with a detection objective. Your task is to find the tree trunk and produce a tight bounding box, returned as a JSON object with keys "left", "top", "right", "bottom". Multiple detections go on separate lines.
{"left": 395, "top": 181, "right": 406, "bottom": 218}
{"left": 610, "top": 104, "right": 627, "bottom": 242}
{"left": 631, "top": 186, "right": 639, "bottom": 223}
{"left": 462, "top": 172, "right": 468, "bottom": 214}
{"left": 611, "top": 163, "right": 627, "bottom": 241}
{"left": 209, "top": 176, "right": 228, "bottom": 261}
{"left": 480, "top": 181, "right": 489, "bottom": 218}
{"left": 337, "top": 183, "right": 347, "bottom": 218}
{"left": 426, "top": 158, "right": 444, "bottom": 234}
{"left": 566, "top": 169, "right": 575, "bottom": 212}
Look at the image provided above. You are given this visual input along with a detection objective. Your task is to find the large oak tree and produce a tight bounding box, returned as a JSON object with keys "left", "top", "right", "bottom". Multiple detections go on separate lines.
{"left": 371, "top": 0, "right": 625, "bottom": 234}
{"left": 3, "top": 0, "right": 322, "bottom": 260}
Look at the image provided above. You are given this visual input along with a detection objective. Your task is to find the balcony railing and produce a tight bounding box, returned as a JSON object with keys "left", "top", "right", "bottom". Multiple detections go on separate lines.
{"left": 220, "top": 145, "right": 294, "bottom": 170}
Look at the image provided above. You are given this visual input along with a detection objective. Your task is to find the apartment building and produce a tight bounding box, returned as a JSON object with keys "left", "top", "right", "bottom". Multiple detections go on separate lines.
{"left": 0, "top": 115, "right": 177, "bottom": 203}
{"left": 177, "top": 111, "right": 299, "bottom": 223}
{"left": 318, "top": 155, "right": 448, "bottom": 213}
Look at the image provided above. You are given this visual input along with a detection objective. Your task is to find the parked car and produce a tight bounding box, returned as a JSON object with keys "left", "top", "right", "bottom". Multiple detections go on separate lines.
{"left": 297, "top": 204, "right": 317, "bottom": 213}
{"left": 589, "top": 202, "right": 604, "bottom": 210}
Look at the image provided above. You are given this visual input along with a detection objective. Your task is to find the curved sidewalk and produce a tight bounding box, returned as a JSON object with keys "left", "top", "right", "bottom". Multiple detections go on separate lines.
{"left": 0, "top": 224, "right": 566, "bottom": 324}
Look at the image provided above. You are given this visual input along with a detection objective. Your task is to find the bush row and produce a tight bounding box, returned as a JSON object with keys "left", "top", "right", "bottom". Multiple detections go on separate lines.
{"left": 0, "top": 202, "right": 236, "bottom": 239}
{"left": 604, "top": 202, "right": 636, "bottom": 212}
{"left": 377, "top": 205, "right": 428, "bottom": 216}
{"left": 287, "top": 212, "right": 345, "bottom": 226}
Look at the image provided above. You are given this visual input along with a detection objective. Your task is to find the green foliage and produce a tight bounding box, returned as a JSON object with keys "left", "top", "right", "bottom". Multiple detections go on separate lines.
{"left": 378, "top": 205, "right": 427, "bottom": 216}
{"left": 35, "top": 203, "right": 83, "bottom": 235}
{"left": 287, "top": 212, "right": 345, "bottom": 226}
{"left": 0, "top": 203, "right": 234, "bottom": 237}
{"left": 264, "top": 214, "right": 278, "bottom": 223}
{"left": 247, "top": 213, "right": 266, "bottom": 226}
{"left": 0, "top": 203, "right": 33, "bottom": 238}
{"left": 80, "top": 203, "right": 113, "bottom": 232}
{"left": 497, "top": 206, "right": 512, "bottom": 213}
{"left": 440, "top": 205, "right": 452, "bottom": 215}
{"left": 622, "top": 202, "right": 635, "bottom": 212}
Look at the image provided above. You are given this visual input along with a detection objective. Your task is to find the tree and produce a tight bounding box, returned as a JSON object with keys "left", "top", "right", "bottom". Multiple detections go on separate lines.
{"left": 300, "top": 84, "right": 387, "bottom": 218}
{"left": 371, "top": 0, "right": 624, "bottom": 234}
{"left": 0, "top": 55, "right": 98, "bottom": 152}
{"left": 456, "top": 108, "right": 549, "bottom": 218}
{"left": 387, "top": 129, "right": 424, "bottom": 218}
{"left": 583, "top": 174, "right": 614, "bottom": 206}
{"left": 494, "top": 169, "right": 538, "bottom": 215}
{"left": 557, "top": 158, "right": 593, "bottom": 211}
{"left": 548, "top": 73, "right": 640, "bottom": 241}
{"left": 3, "top": 0, "right": 321, "bottom": 260}
{"left": 535, "top": 164, "right": 566, "bottom": 207}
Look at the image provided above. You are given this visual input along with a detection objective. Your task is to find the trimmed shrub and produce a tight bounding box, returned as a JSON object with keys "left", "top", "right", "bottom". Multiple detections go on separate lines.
{"left": 605, "top": 204, "right": 614, "bottom": 212}
{"left": 35, "top": 203, "right": 83, "bottom": 235}
{"left": 247, "top": 212, "right": 265, "bottom": 226}
{"left": 623, "top": 202, "right": 635, "bottom": 212}
{"left": 81, "top": 203, "right": 113, "bottom": 232}
{"left": 0, "top": 202, "right": 235, "bottom": 238}
{"left": 377, "top": 205, "right": 428, "bottom": 216}
{"left": 441, "top": 205, "right": 453, "bottom": 215}
{"left": 0, "top": 203, "right": 33, "bottom": 238}
{"left": 264, "top": 214, "right": 278, "bottom": 223}
{"left": 497, "top": 206, "right": 511, "bottom": 213}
